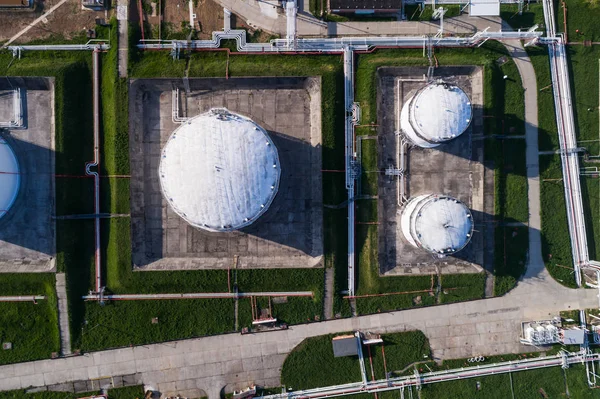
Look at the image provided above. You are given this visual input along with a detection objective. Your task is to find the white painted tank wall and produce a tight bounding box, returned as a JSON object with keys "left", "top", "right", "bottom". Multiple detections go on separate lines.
{"left": 159, "top": 108, "right": 281, "bottom": 232}
{"left": 400, "top": 82, "right": 472, "bottom": 148}
{"left": 400, "top": 194, "right": 474, "bottom": 255}
{"left": 0, "top": 137, "right": 20, "bottom": 220}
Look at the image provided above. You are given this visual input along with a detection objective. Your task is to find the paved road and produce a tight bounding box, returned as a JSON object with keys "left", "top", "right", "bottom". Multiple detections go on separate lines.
{"left": 503, "top": 38, "right": 544, "bottom": 281}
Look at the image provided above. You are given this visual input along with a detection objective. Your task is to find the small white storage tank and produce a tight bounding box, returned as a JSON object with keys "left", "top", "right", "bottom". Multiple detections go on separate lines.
{"left": 0, "top": 136, "right": 20, "bottom": 220}
{"left": 400, "top": 81, "right": 472, "bottom": 148}
{"left": 524, "top": 326, "right": 535, "bottom": 342}
{"left": 545, "top": 324, "right": 558, "bottom": 341}
{"left": 400, "top": 194, "right": 474, "bottom": 255}
{"left": 159, "top": 108, "right": 281, "bottom": 232}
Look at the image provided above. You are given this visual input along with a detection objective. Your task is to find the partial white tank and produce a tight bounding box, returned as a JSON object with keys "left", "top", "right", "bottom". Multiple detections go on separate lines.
{"left": 0, "top": 136, "right": 20, "bottom": 220}
{"left": 524, "top": 326, "right": 535, "bottom": 342}
{"left": 400, "top": 81, "right": 472, "bottom": 148}
{"left": 400, "top": 194, "right": 474, "bottom": 255}
{"left": 159, "top": 108, "right": 281, "bottom": 232}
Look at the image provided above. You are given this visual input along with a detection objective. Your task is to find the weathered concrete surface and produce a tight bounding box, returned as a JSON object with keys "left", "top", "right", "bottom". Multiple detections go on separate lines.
{"left": 377, "top": 66, "right": 487, "bottom": 276}
{"left": 55, "top": 273, "right": 71, "bottom": 356}
{"left": 129, "top": 77, "right": 323, "bottom": 271}
{"left": 0, "top": 77, "right": 55, "bottom": 273}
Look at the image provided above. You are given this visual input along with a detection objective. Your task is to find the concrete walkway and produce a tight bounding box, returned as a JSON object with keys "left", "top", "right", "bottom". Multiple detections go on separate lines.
{"left": 55, "top": 273, "right": 71, "bottom": 357}
{"left": 116, "top": 0, "right": 129, "bottom": 78}
{"left": 215, "top": 0, "right": 502, "bottom": 37}
{"left": 503, "top": 37, "right": 543, "bottom": 282}
{"left": 323, "top": 267, "right": 334, "bottom": 319}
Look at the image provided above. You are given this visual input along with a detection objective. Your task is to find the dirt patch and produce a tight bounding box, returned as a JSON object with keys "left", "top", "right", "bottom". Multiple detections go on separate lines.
{"left": 0, "top": 0, "right": 106, "bottom": 43}
{"left": 154, "top": 0, "right": 223, "bottom": 39}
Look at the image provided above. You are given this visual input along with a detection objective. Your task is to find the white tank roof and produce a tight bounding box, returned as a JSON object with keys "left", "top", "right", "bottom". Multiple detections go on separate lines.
{"left": 159, "top": 108, "right": 281, "bottom": 232}
{"left": 0, "top": 137, "right": 20, "bottom": 220}
{"left": 400, "top": 194, "right": 473, "bottom": 255}
{"left": 400, "top": 82, "right": 472, "bottom": 148}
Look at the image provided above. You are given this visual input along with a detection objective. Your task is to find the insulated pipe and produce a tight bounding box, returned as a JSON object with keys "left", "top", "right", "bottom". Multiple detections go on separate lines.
{"left": 82, "top": 291, "right": 314, "bottom": 300}
{"left": 0, "top": 296, "right": 45, "bottom": 302}
{"left": 86, "top": 49, "right": 102, "bottom": 294}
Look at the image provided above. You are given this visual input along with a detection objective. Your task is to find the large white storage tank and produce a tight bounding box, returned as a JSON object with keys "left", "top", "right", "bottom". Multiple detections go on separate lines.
{"left": 159, "top": 108, "right": 281, "bottom": 232}
{"left": 400, "top": 81, "right": 472, "bottom": 148}
{"left": 0, "top": 136, "right": 20, "bottom": 220}
{"left": 400, "top": 194, "right": 474, "bottom": 255}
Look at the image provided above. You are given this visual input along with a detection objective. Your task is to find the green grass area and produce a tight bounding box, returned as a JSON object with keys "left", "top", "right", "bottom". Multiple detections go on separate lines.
{"left": 0, "top": 386, "right": 145, "bottom": 399}
{"left": 494, "top": 140, "right": 528, "bottom": 223}
{"left": 501, "top": 4, "right": 545, "bottom": 30}
{"left": 354, "top": 225, "right": 436, "bottom": 313}
{"left": 582, "top": 176, "right": 600, "bottom": 260}
{"left": 281, "top": 333, "right": 362, "bottom": 389}
{"left": 356, "top": 199, "right": 377, "bottom": 223}
{"left": 0, "top": 274, "right": 60, "bottom": 365}
{"left": 421, "top": 364, "right": 600, "bottom": 398}
{"left": 281, "top": 331, "right": 431, "bottom": 390}
{"left": 559, "top": 0, "right": 600, "bottom": 42}
{"left": 540, "top": 155, "right": 576, "bottom": 286}
{"left": 512, "top": 367, "right": 567, "bottom": 398}
{"left": 494, "top": 226, "right": 529, "bottom": 296}
{"left": 526, "top": 46, "right": 559, "bottom": 151}
{"left": 421, "top": 373, "right": 513, "bottom": 398}
{"left": 359, "top": 138, "right": 378, "bottom": 196}
{"left": 79, "top": 298, "right": 235, "bottom": 351}
{"left": 439, "top": 273, "right": 486, "bottom": 304}
{"left": 567, "top": 45, "right": 600, "bottom": 266}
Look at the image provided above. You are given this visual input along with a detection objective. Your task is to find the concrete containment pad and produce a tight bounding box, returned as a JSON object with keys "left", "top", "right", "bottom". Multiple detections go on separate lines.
{"left": 129, "top": 77, "right": 323, "bottom": 270}
{"left": 0, "top": 77, "right": 55, "bottom": 273}
{"left": 376, "top": 67, "right": 490, "bottom": 276}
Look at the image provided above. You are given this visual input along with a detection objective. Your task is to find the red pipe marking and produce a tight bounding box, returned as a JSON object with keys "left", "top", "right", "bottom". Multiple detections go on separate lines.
{"left": 367, "top": 345, "right": 378, "bottom": 399}
{"left": 381, "top": 343, "right": 388, "bottom": 378}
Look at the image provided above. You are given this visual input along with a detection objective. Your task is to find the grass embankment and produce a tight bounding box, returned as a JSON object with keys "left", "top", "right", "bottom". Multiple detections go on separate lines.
{"left": 281, "top": 331, "right": 430, "bottom": 389}
{"left": 421, "top": 365, "right": 598, "bottom": 398}
{"left": 0, "top": 386, "right": 145, "bottom": 399}
{"left": 0, "top": 274, "right": 60, "bottom": 365}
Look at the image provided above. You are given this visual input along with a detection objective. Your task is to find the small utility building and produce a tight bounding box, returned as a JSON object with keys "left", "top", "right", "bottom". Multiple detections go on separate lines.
{"left": 332, "top": 335, "right": 358, "bottom": 357}
{"left": 562, "top": 329, "right": 585, "bottom": 345}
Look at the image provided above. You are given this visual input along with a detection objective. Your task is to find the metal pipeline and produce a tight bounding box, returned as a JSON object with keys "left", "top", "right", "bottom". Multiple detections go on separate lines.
{"left": 86, "top": 49, "right": 102, "bottom": 294}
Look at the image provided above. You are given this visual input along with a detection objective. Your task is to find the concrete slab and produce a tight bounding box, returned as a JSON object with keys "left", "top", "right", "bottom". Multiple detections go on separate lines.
{"left": 0, "top": 77, "right": 55, "bottom": 272}
{"left": 129, "top": 78, "right": 324, "bottom": 271}
{"left": 375, "top": 66, "right": 488, "bottom": 276}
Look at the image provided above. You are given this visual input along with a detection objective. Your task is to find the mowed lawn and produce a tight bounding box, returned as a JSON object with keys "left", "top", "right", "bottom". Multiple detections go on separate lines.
{"left": 0, "top": 274, "right": 60, "bottom": 365}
